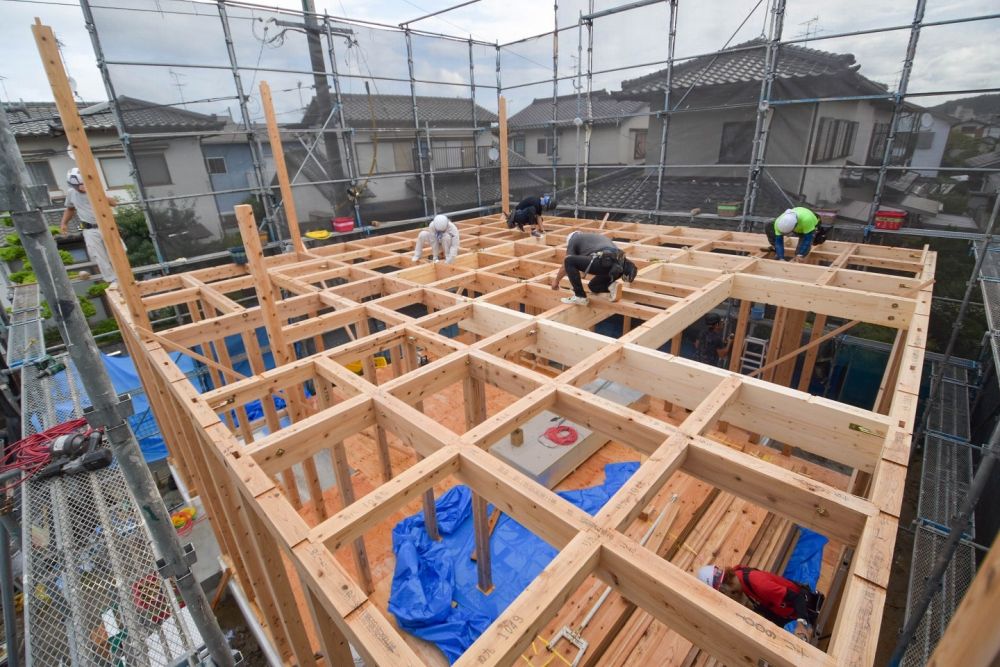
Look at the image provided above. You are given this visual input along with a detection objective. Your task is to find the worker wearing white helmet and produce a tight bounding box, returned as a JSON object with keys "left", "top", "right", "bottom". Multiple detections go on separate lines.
{"left": 764, "top": 206, "right": 821, "bottom": 262}
{"left": 412, "top": 214, "right": 460, "bottom": 264}
{"left": 60, "top": 167, "right": 122, "bottom": 281}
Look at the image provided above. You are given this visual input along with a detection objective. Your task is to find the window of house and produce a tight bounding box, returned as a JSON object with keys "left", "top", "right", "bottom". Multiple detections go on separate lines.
{"left": 537, "top": 136, "right": 556, "bottom": 157}
{"left": 812, "top": 117, "right": 859, "bottom": 162}
{"left": 100, "top": 156, "right": 132, "bottom": 188}
{"left": 632, "top": 129, "right": 647, "bottom": 160}
{"left": 393, "top": 141, "right": 415, "bottom": 172}
{"left": 136, "top": 153, "right": 172, "bottom": 186}
{"left": 916, "top": 131, "right": 934, "bottom": 150}
{"left": 205, "top": 156, "right": 228, "bottom": 175}
{"left": 868, "top": 122, "right": 890, "bottom": 164}
{"left": 718, "top": 121, "right": 754, "bottom": 163}
{"left": 25, "top": 160, "right": 57, "bottom": 189}
{"left": 511, "top": 135, "right": 525, "bottom": 155}
{"left": 960, "top": 125, "right": 977, "bottom": 134}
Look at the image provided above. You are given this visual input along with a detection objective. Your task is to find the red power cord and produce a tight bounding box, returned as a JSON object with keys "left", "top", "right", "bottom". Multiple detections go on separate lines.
{"left": 543, "top": 425, "right": 579, "bottom": 446}
{"left": 0, "top": 418, "right": 92, "bottom": 494}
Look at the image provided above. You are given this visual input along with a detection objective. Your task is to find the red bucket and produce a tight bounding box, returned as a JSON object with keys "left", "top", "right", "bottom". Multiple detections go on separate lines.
{"left": 332, "top": 216, "right": 355, "bottom": 233}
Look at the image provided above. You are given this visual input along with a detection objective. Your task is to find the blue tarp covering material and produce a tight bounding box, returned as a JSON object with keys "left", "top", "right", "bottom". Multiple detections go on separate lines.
{"left": 782, "top": 527, "right": 828, "bottom": 590}
{"left": 388, "top": 462, "right": 639, "bottom": 663}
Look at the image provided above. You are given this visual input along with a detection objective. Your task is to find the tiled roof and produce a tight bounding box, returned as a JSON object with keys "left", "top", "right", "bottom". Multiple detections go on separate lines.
{"left": 508, "top": 91, "right": 647, "bottom": 130}
{"left": 5, "top": 96, "right": 225, "bottom": 137}
{"left": 298, "top": 94, "right": 497, "bottom": 128}
{"left": 966, "top": 150, "right": 1000, "bottom": 168}
{"left": 567, "top": 168, "right": 789, "bottom": 216}
{"left": 619, "top": 39, "right": 887, "bottom": 103}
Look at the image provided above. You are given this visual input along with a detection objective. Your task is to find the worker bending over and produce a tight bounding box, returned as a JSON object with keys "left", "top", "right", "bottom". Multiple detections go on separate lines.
{"left": 551, "top": 231, "right": 637, "bottom": 306}
{"left": 698, "top": 564, "right": 823, "bottom": 641}
{"left": 507, "top": 194, "right": 554, "bottom": 237}
{"left": 60, "top": 167, "right": 123, "bottom": 281}
{"left": 765, "top": 207, "right": 820, "bottom": 262}
{"left": 412, "top": 214, "right": 459, "bottom": 264}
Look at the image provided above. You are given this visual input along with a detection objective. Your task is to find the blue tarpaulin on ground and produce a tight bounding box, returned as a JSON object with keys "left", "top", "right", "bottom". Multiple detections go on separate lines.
{"left": 388, "top": 462, "right": 640, "bottom": 663}
{"left": 782, "top": 527, "right": 828, "bottom": 590}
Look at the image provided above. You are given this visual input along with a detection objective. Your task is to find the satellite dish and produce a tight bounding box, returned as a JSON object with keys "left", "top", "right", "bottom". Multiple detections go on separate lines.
{"left": 920, "top": 112, "right": 934, "bottom": 129}
{"left": 487, "top": 147, "right": 500, "bottom": 161}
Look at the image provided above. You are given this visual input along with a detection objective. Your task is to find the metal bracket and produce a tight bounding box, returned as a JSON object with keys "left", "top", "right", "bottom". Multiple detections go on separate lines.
{"left": 83, "top": 392, "right": 134, "bottom": 426}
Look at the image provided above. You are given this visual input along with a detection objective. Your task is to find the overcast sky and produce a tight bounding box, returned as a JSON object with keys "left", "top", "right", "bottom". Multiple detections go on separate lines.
{"left": 0, "top": 0, "right": 996, "bottom": 119}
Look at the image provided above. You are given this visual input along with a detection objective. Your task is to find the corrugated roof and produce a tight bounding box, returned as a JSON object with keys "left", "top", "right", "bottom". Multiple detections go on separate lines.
{"left": 5, "top": 96, "right": 225, "bottom": 136}
{"left": 299, "top": 94, "right": 497, "bottom": 128}
{"left": 508, "top": 91, "right": 647, "bottom": 130}
{"left": 620, "top": 38, "right": 886, "bottom": 101}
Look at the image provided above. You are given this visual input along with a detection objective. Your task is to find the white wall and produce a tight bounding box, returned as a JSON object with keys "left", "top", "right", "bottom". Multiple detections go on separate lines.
{"left": 514, "top": 113, "right": 649, "bottom": 166}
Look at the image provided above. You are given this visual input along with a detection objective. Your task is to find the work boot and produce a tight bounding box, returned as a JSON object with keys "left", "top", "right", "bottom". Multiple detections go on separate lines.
{"left": 560, "top": 295, "right": 589, "bottom": 306}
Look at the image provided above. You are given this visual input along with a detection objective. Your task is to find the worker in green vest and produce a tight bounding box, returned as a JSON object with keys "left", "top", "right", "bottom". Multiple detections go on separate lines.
{"left": 765, "top": 207, "right": 820, "bottom": 262}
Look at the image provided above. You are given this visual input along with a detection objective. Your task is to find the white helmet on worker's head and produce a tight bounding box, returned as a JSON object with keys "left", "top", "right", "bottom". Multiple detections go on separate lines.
{"left": 432, "top": 214, "right": 451, "bottom": 233}
{"left": 697, "top": 564, "right": 722, "bottom": 590}
{"left": 66, "top": 167, "right": 83, "bottom": 188}
{"left": 776, "top": 209, "right": 797, "bottom": 234}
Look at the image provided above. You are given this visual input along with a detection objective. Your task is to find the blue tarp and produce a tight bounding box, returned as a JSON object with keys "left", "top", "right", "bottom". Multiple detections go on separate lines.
{"left": 782, "top": 527, "right": 828, "bottom": 590}
{"left": 388, "top": 462, "right": 640, "bottom": 663}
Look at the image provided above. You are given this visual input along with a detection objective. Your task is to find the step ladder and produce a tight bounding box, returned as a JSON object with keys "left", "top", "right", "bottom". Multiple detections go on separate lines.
{"left": 740, "top": 336, "right": 768, "bottom": 374}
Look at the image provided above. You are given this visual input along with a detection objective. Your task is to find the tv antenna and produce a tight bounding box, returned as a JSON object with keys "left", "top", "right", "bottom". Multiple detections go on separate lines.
{"left": 169, "top": 69, "right": 187, "bottom": 107}
{"left": 797, "top": 16, "right": 820, "bottom": 45}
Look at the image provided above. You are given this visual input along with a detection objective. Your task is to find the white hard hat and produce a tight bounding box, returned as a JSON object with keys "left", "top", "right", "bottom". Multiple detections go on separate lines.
{"left": 776, "top": 210, "right": 797, "bottom": 234}
{"left": 697, "top": 565, "right": 721, "bottom": 589}
{"left": 67, "top": 167, "right": 83, "bottom": 187}
{"left": 432, "top": 214, "right": 450, "bottom": 232}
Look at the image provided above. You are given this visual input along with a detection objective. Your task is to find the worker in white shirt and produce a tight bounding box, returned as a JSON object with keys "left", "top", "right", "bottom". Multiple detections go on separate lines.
{"left": 412, "top": 214, "right": 460, "bottom": 264}
{"left": 59, "top": 167, "right": 122, "bottom": 281}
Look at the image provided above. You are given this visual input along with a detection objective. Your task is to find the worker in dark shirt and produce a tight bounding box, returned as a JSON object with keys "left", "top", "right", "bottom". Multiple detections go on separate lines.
{"left": 507, "top": 194, "right": 554, "bottom": 236}
{"left": 698, "top": 564, "right": 821, "bottom": 641}
{"left": 550, "top": 231, "right": 637, "bottom": 305}
{"left": 694, "top": 313, "right": 734, "bottom": 366}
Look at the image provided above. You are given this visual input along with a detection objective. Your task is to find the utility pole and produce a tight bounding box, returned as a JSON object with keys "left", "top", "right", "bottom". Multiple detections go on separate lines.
{"left": 0, "top": 102, "right": 235, "bottom": 667}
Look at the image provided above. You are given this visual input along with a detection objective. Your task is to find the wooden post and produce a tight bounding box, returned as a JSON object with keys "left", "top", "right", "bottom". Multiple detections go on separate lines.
{"left": 499, "top": 95, "right": 510, "bottom": 216}
{"left": 260, "top": 81, "right": 305, "bottom": 254}
{"left": 728, "top": 299, "right": 751, "bottom": 373}
{"left": 796, "top": 314, "right": 828, "bottom": 392}
{"left": 32, "top": 20, "right": 150, "bottom": 331}
{"left": 464, "top": 375, "right": 493, "bottom": 592}
{"left": 235, "top": 205, "right": 326, "bottom": 516}
{"left": 406, "top": 340, "right": 441, "bottom": 541}
{"left": 329, "top": 440, "right": 375, "bottom": 594}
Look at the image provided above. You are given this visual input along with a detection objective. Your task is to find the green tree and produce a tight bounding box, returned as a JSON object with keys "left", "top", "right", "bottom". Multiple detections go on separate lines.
{"left": 114, "top": 202, "right": 158, "bottom": 268}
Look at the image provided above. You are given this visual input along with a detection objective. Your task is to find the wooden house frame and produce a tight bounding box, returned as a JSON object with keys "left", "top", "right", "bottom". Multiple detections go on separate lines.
{"left": 103, "top": 214, "right": 931, "bottom": 667}
{"left": 34, "top": 20, "right": 931, "bottom": 663}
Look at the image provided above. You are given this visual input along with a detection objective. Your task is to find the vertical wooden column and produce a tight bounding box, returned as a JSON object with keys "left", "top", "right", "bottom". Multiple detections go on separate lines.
{"left": 32, "top": 20, "right": 150, "bottom": 331}
{"left": 728, "top": 299, "right": 751, "bottom": 373}
{"left": 355, "top": 317, "right": 394, "bottom": 483}
{"left": 328, "top": 436, "right": 376, "bottom": 594}
{"left": 772, "top": 309, "right": 807, "bottom": 388}
{"left": 405, "top": 340, "right": 441, "bottom": 541}
{"left": 499, "top": 95, "right": 510, "bottom": 215}
{"left": 464, "top": 374, "right": 493, "bottom": 593}
{"left": 260, "top": 81, "right": 305, "bottom": 254}
{"left": 302, "top": 586, "right": 355, "bottom": 666}
{"left": 796, "top": 313, "right": 828, "bottom": 392}
{"left": 236, "top": 204, "right": 326, "bottom": 516}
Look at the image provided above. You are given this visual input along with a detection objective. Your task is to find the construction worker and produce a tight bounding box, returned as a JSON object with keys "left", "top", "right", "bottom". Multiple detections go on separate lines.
{"left": 697, "top": 565, "right": 822, "bottom": 641}
{"left": 550, "top": 231, "right": 637, "bottom": 306}
{"left": 59, "top": 167, "right": 120, "bottom": 282}
{"left": 412, "top": 214, "right": 460, "bottom": 264}
{"left": 507, "top": 194, "right": 554, "bottom": 237}
{"left": 765, "top": 207, "right": 819, "bottom": 262}
{"left": 694, "top": 313, "right": 734, "bottom": 366}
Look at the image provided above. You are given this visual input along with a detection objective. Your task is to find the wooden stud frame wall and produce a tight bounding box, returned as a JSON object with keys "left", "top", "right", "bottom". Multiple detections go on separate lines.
{"left": 109, "top": 213, "right": 932, "bottom": 667}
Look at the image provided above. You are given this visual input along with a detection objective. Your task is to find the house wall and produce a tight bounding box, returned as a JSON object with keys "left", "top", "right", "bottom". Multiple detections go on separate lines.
{"left": 201, "top": 143, "right": 258, "bottom": 235}
{"left": 895, "top": 113, "right": 951, "bottom": 177}
{"left": 799, "top": 101, "right": 888, "bottom": 207}
{"left": 644, "top": 106, "right": 756, "bottom": 178}
{"left": 512, "top": 114, "right": 649, "bottom": 167}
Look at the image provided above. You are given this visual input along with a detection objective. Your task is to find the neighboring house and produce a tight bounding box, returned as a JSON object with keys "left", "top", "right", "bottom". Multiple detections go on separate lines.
{"left": 894, "top": 107, "right": 957, "bottom": 177}
{"left": 507, "top": 91, "right": 648, "bottom": 166}
{"left": 614, "top": 39, "right": 929, "bottom": 211}
{"left": 285, "top": 94, "right": 499, "bottom": 225}
{"left": 966, "top": 151, "right": 1000, "bottom": 195}
{"left": 201, "top": 130, "right": 274, "bottom": 238}
{"left": 6, "top": 97, "right": 226, "bottom": 259}
{"left": 955, "top": 119, "right": 1000, "bottom": 141}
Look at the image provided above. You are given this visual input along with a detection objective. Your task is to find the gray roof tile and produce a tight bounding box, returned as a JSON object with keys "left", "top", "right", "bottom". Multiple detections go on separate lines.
{"left": 299, "top": 94, "right": 497, "bottom": 127}
{"left": 508, "top": 90, "right": 647, "bottom": 130}
{"left": 5, "top": 96, "right": 225, "bottom": 137}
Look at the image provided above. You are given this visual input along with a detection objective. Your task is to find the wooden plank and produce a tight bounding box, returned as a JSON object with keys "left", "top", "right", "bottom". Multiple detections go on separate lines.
{"left": 261, "top": 81, "right": 305, "bottom": 254}
{"left": 32, "top": 20, "right": 150, "bottom": 330}
{"left": 499, "top": 95, "right": 509, "bottom": 215}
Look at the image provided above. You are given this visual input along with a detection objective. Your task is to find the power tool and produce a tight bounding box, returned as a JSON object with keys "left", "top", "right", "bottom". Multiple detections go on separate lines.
{"left": 35, "top": 429, "right": 112, "bottom": 479}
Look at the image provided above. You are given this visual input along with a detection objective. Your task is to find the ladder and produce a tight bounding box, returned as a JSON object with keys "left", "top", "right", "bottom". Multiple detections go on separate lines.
{"left": 740, "top": 336, "right": 768, "bottom": 374}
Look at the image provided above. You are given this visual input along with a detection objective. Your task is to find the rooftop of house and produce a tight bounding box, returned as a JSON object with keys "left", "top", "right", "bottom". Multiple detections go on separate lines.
{"left": 618, "top": 38, "right": 888, "bottom": 108}
{"left": 508, "top": 90, "right": 647, "bottom": 131}
{"left": 4, "top": 96, "right": 226, "bottom": 136}
{"left": 966, "top": 150, "right": 1000, "bottom": 168}
{"left": 296, "top": 94, "right": 498, "bottom": 129}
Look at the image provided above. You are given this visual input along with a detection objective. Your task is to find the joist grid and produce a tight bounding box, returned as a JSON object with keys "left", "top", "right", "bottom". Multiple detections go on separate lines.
{"left": 113, "top": 216, "right": 933, "bottom": 667}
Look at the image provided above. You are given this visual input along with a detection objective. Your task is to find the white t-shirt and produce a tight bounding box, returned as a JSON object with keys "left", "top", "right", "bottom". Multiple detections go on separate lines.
{"left": 64, "top": 187, "right": 96, "bottom": 226}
